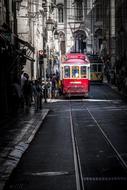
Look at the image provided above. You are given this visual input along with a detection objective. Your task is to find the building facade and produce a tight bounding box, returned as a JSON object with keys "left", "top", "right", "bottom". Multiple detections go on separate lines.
{"left": 1, "top": 0, "right": 127, "bottom": 115}
{"left": 0, "top": 0, "right": 22, "bottom": 115}
{"left": 87, "top": 0, "right": 116, "bottom": 68}
{"left": 52, "top": 0, "right": 91, "bottom": 64}
{"left": 115, "top": 0, "right": 127, "bottom": 74}
{"left": 17, "top": 0, "right": 47, "bottom": 80}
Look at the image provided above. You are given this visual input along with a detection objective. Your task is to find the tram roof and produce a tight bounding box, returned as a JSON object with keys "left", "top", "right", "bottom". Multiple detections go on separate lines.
{"left": 66, "top": 53, "right": 89, "bottom": 61}
{"left": 62, "top": 58, "right": 90, "bottom": 64}
{"left": 87, "top": 54, "right": 103, "bottom": 63}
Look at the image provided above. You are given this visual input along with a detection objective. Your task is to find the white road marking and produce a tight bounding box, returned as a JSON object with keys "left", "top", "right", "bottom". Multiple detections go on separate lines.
{"left": 49, "top": 99, "right": 122, "bottom": 103}
{"left": 26, "top": 171, "right": 69, "bottom": 176}
{"left": 83, "top": 176, "right": 127, "bottom": 181}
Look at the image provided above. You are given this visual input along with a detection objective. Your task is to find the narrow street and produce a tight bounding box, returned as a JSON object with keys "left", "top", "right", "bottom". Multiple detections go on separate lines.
{"left": 4, "top": 83, "right": 127, "bottom": 190}
{"left": 1, "top": 1, "right": 127, "bottom": 190}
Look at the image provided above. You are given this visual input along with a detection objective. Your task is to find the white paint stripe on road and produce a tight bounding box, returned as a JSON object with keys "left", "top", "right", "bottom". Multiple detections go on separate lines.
{"left": 25, "top": 171, "right": 69, "bottom": 176}
{"left": 49, "top": 99, "right": 122, "bottom": 102}
{"left": 83, "top": 176, "right": 127, "bottom": 181}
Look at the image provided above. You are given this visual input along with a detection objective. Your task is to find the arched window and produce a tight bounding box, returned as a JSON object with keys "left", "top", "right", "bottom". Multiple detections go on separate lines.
{"left": 75, "top": 0, "right": 83, "bottom": 20}
{"left": 59, "top": 31, "right": 65, "bottom": 55}
{"left": 57, "top": 4, "right": 64, "bottom": 23}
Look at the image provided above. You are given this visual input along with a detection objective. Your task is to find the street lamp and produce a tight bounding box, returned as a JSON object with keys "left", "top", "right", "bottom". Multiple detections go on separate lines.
{"left": 46, "top": 16, "right": 54, "bottom": 31}
{"left": 103, "top": 37, "right": 107, "bottom": 46}
{"left": 54, "top": 30, "right": 59, "bottom": 39}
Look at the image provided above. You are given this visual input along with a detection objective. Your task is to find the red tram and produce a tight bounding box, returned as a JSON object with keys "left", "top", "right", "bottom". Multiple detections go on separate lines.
{"left": 61, "top": 53, "right": 90, "bottom": 97}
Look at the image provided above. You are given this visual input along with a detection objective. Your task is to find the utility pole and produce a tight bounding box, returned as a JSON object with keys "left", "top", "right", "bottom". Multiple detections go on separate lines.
{"left": 110, "top": 0, "right": 115, "bottom": 69}
{"left": 90, "top": 0, "right": 94, "bottom": 54}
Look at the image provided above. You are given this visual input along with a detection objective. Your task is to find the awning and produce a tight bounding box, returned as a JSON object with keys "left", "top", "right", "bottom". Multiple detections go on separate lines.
{"left": 0, "top": 32, "right": 11, "bottom": 43}
{"left": 0, "top": 32, "right": 35, "bottom": 55}
{"left": 16, "top": 49, "right": 35, "bottom": 62}
{"left": 0, "top": 25, "right": 35, "bottom": 53}
{"left": 24, "top": 54, "right": 35, "bottom": 62}
{"left": 16, "top": 37, "right": 35, "bottom": 53}
{"left": 15, "top": 36, "right": 35, "bottom": 63}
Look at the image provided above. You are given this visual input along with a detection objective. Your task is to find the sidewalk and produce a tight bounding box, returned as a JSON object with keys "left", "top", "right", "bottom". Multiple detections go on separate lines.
{"left": 103, "top": 78, "right": 127, "bottom": 99}
{"left": 0, "top": 104, "right": 49, "bottom": 190}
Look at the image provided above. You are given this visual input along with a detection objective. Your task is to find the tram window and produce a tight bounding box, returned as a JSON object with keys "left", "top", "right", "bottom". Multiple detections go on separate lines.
{"left": 81, "top": 66, "right": 86, "bottom": 78}
{"left": 91, "top": 64, "right": 97, "bottom": 72}
{"left": 64, "top": 66, "right": 70, "bottom": 78}
{"left": 72, "top": 66, "right": 79, "bottom": 78}
{"left": 98, "top": 64, "right": 102, "bottom": 72}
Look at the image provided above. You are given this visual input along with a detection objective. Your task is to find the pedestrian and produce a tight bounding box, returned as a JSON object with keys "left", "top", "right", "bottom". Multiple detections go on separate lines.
{"left": 21, "top": 72, "right": 27, "bottom": 90}
{"left": 43, "top": 83, "right": 48, "bottom": 103}
{"left": 47, "top": 79, "right": 52, "bottom": 99}
{"left": 29, "top": 80, "right": 34, "bottom": 103}
{"left": 124, "top": 76, "right": 127, "bottom": 94}
{"left": 105, "top": 68, "right": 110, "bottom": 83}
{"left": 110, "top": 70, "right": 115, "bottom": 85}
{"left": 37, "top": 78, "right": 43, "bottom": 109}
{"left": 51, "top": 74, "right": 57, "bottom": 98}
{"left": 57, "top": 79, "right": 62, "bottom": 96}
{"left": 22, "top": 75, "right": 32, "bottom": 108}
{"left": 11, "top": 77, "right": 22, "bottom": 114}
{"left": 32, "top": 80, "right": 39, "bottom": 111}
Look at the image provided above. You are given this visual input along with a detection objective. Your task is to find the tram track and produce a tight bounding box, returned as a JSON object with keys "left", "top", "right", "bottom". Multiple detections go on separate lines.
{"left": 2, "top": 93, "right": 127, "bottom": 190}
{"left": 68, "top": 97, "right": 127, "bottom": 189}
{"left": 86, "top": 107, "right": 127, "bottom": 172}
{"left": 69, "top": 99, "right": 85, "bottom": 190}
{"left": 84, "top": 96, "right": 127, "bottom": 172}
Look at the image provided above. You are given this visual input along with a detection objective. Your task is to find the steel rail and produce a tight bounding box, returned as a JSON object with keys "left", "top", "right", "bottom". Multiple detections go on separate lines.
{"left": 86, "top": 107, "right": 127, "bottom": 171}
{"left": 69, "top": 98, "right": 85, "bottom": 190}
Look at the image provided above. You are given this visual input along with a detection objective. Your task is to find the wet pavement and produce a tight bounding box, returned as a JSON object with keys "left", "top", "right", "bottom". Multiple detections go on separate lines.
{"left": 0, "top": 104, "right": 49, "bottom": 190}
{"left": 0, "top": 81, "right": 127, "bottom": 190}
{"left": 3, "top": 82, "right": 127, "bottom": 190}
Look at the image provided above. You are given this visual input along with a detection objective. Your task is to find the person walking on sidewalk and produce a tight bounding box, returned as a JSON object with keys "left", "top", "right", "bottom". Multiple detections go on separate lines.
{"left": 51, "top": 74, "right": 57, "bottom": 98}
{"left": 47, "top": 79, "right": 52, "bottom": 99}
{"left": 11, "top": 77, "right": 22, "bottom": 113}
{"left": 32, "top": 80, "right": 39, "bottom": 111}
{"left": 38, "top": 78, "right": 43, "bottom": 109}
{"left": 43, "top": 82, "right": 48, "bottom": 103}
{"left": 33, "top": 79, "right": 43, "bottom": 110}
{"left": 22, "top": 75, "right": 32, "bottom": 108}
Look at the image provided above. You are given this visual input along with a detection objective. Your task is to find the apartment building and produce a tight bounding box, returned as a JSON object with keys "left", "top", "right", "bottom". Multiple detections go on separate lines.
{"left": 87, "top": 0, "right": 116, "bottom": 69}
{"left": 115, "top": 0, "right": 127, "bottom": 72}
{"left": 17, "top": 0, "right": 46, "bottom": 79}
{"left": 53, "top": 0, "right": 91, "bottom": 58}
{"left": 0, "top": 0, "right": 20, "bottom": 114}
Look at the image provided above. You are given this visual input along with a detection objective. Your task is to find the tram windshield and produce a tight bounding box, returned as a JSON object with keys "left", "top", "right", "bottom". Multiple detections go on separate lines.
{"left": 91, "top": 64, "right": 103, "bottom": 72}
{"left": 91, "top": 64, "right": 97, "bottom": 72}
{"left": 81, "top": 66, "right": 86, "bottom": 78}
{"left": 98, "top": 64, "right": 103, "bottom": 72}
{"left": 72, "top": 66, "right": 79, "bottom": 78}
{"left": 64, "top": 66, "right": 70, "bottom": 78}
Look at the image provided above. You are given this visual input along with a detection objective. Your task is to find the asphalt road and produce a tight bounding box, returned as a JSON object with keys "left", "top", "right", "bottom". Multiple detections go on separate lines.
{"left": 4, "top": 83, "right": 127, "bottom": 190}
